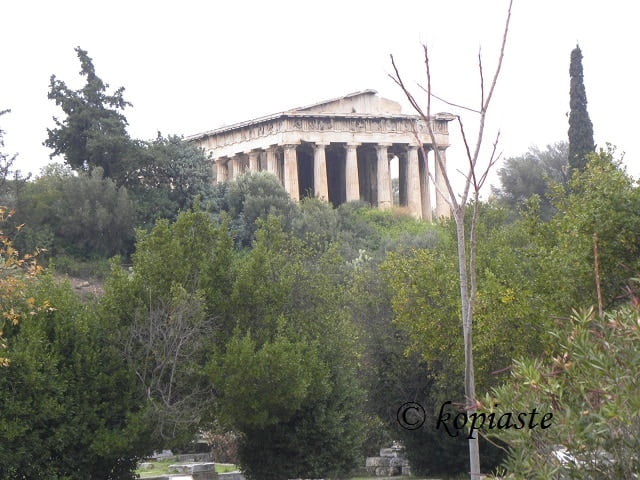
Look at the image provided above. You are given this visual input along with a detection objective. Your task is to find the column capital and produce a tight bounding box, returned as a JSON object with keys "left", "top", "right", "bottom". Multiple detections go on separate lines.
{"left": 314, "top": 141, "right": 330, "bottom": 148}
{"left": 345, "top": 143, "right": 360, "bottom": 154}
{"left": 375, "top": 143, "right": 392, "bottom": 156}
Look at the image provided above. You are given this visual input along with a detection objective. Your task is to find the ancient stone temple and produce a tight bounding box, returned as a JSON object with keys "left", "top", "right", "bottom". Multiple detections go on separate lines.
{"left": 188, "top": 90, "right": 453, "bottom": 219}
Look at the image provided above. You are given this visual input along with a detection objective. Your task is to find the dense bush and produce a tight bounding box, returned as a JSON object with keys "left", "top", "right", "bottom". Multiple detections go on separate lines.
{"left": 488, "top": 306, "right": 640, "bottom": 478}
{"left": 14, "top": 166, "right": 135, "bottom": 258}
{"left": 0, "top": 276, "right": 153, "bottom": 479}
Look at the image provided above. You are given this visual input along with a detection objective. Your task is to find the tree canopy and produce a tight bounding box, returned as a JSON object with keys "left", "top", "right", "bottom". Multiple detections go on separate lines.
{"left": 45, "top": 47, "right": 136, "bottom": 185}
{"left": 493, "top": 142, "right": 569, "bottom": 219}
{"left": 13, "top": 166, "right": 136, "bottom": 258}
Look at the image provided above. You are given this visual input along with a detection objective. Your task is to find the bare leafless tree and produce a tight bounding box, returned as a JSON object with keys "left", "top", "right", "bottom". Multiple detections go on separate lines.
{"left": 389, "top": 2, "right": 513, "bottom": 478}
{"left": 123, "top": 286, "right": 215, "bottom": 442}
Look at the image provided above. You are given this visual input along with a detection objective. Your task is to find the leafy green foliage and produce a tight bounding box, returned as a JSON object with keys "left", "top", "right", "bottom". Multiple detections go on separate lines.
{"left": 215, "top": 171, "right": 296, "bottom": 247}
{"left": 131, "top": 134, "right": 215, "bottom": 228}
{"left": 487, "top": 306, "right": 640, "bottom": 478}
{"left": 291, "top": 196, "right": 341, "bottom": 252}
{"left": 0, "top": 206, "right": 44, "bottom": 366}
{"left": 45, "top": 47, "right": 137, "bottom": 185}
{"left": 0, "top": 109, "right": 21, "bottom": 205}
{"left": 349, "top": 251, "right": 487, "bottom": 475}
{"left": 0, "top": 276, "right": 153, "bottom": 479}
{"left": 101, "top": 208, "right": 234, "bottom": 445}
{"left": 568, "top": 45, "right": 595, "bottom": 171}
{"left": 211, "top": 217, "right": 366, "bottom": 480}
{"left": 530, "top": 150, "right": 640, "bottom": 312}
{"left": 13, "top": 166, "right": 135, "bottom": 258}
{"left": 333, "top": 201, "right": 442, "bottom": 261}
{"left": 213, "top": 329, "right": 328, "bottom": 430}
{"left": 383, "top": 203, "right": 549, "bottom": 391}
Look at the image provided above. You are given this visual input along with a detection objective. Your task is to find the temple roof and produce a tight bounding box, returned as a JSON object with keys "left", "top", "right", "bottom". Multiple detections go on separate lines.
{"left": 291, "top": 89, "right": 403, "bottom": 115}
{"left": 187, "top": 90, "right": 411, "bottom": 141}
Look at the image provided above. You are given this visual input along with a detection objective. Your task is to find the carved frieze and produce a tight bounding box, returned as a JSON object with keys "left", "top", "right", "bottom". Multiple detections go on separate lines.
{"left": 199, "top": 114, "right": 448, "bottom": 155}
{"left": 306, "top": 118, "right": 333, "bottom": 131}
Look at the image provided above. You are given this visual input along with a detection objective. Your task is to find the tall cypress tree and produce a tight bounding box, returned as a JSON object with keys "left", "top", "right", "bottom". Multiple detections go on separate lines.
{"left": 568, "top": 44, "right": 595, "bottom": 171}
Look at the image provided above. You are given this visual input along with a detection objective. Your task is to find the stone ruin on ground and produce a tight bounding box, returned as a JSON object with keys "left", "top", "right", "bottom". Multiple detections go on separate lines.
{"left": 365, "top": 442, "right": 411, "bottom": 476}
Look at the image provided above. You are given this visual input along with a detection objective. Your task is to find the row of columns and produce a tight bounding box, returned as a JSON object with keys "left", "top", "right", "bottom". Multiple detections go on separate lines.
{"left": 214, "top": 142, "right": 450, "bottom": 219}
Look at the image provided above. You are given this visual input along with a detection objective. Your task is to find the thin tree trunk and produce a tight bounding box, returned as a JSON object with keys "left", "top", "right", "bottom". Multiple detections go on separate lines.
{"left": 389, "top": 4, "right": 512, "bottom": 478}
{"left": 455, "top": 209, "right": 480, "bottom": 479}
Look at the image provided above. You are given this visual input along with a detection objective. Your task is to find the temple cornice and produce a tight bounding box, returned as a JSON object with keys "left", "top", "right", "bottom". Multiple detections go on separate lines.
{"left": 189, "top": 113, "right": 450, "bottom": 160}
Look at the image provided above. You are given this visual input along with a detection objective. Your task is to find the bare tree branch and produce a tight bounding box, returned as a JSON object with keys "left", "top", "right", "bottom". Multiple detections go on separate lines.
{"left": 482, "top": 3, "right": 512, "bottom": 112}
{"left": 389, "top": 55, "right": 429, "bottom": 121}
{"left": 411, "top": 122, "right": 454, "bottom": 212}
{"left": 478, "top": 49, "right": 485, "bottom": 109}
{"left": 416, "top": 83, "right": 481, "bottom": 114}
{"left": 477, "top": 131, "right": 502, "bottom": 190}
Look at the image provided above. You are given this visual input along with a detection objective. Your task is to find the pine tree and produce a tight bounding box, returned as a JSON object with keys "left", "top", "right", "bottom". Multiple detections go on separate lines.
{"left": 568, "top": 44, "right": 595, "bottom": 171}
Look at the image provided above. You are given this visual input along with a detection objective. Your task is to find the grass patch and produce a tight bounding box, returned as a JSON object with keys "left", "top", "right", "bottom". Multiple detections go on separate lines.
{"left": 217, "top": 464, "right": 239, "bottom": 473}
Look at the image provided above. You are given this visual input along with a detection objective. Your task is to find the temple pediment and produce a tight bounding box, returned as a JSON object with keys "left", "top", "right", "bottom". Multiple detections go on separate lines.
{"left": 291, "top": 89, "right": 403, "bottom": 115}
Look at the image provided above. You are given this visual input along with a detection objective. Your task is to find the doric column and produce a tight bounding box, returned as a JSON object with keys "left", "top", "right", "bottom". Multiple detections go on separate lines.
{"left": 398, "top": 153, "right": 407, "bottom": 207}
{"left": 215, "top": 158, "right": 228, "bottom": 183}
{"left": 420, "top": 146, "right": 432, "bottom": 222}
{"left": 376, "top": 143, "right": 392, "bottom": 209}
{"left": 283, "top": 144, "right": 299, "bottom": 202}
{"left": 266, "top": 146, "right": 278, "bottom": 175}
{"left": 229, "top": 155, "right": 241, "bottom": 180}
{"left": 248, "top": 150, "right": 260, "bottom": 172}
{"left": 345, "top": 143, "right": 360, "bottom": 202}
{"left": 434, "top": 147, "right": 451, "bottom": 218}
{"left": 406, "top": 145, "right": 422, "bottom": 219}
{"left": 314, "top": 142, "right": 329, "bottom": 201}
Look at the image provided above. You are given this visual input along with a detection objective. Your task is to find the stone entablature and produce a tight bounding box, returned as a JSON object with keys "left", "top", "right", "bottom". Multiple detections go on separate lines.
{"left": 191, "top": 113, "right": 450, "bottom": 161}
{"left": 187, "top": 90, "right": 454, "bottom": 219}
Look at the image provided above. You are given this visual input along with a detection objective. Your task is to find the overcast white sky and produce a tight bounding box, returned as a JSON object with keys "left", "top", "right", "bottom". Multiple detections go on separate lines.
{"left": 1, "top": 0, "right": 638, "bottom": 189}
